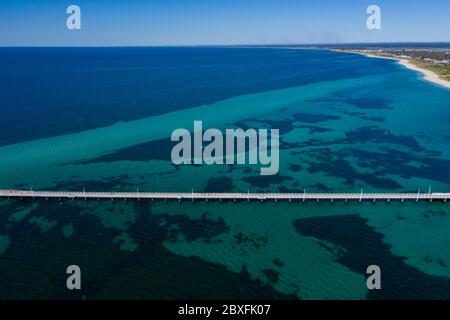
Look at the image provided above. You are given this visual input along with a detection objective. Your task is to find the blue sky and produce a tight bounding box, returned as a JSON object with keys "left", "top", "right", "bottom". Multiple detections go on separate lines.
{"left": 0, "top": 0, "right": 449, "bottom": 46}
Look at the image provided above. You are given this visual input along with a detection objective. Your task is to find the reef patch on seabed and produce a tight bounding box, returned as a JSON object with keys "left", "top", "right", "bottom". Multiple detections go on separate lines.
{"left": 71, "top": 137, "right": 175, "bottom": 164}
{"left": 1, "top": 196, "right": 450, "bottom": 299}
{"left": 156, "top": 202, "right": 371, "bottom": 300}
{"left": 203, "top": 177, "right": 234, "bottom": 193}
{"left": 0, "top": 234, "right": 9, "bottom": 254}
{"left": 294, "top": 214, "right": 450, "bottom": 299}
{"left": 0, "top": 200, "right": 297, "bottom": 299}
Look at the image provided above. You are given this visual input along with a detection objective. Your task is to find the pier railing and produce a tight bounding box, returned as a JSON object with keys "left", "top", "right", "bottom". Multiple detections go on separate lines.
{"left": 0, "top": 189, "right": 448, "bottom": 203}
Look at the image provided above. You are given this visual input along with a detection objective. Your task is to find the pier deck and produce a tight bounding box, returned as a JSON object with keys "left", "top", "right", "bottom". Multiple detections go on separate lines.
{"left": 0, "top": 189, "right": 448, "bottom": 203}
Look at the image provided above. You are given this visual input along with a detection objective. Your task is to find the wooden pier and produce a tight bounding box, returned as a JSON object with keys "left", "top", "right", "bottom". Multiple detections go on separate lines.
{"left": 0, "top": 189, "right": 448, "bottom": 203}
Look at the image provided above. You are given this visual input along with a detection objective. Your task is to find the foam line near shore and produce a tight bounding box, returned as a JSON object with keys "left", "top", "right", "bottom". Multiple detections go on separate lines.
{"left": 342, "top": 50, "right": 450, "bottom": 90}
{"left": 396, "top": 59, "right": 450, "bottom": 89}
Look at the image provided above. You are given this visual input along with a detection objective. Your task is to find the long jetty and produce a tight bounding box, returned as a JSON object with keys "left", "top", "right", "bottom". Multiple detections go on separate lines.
{"left": 0, "top": 189, "right": 449, "bottom": 203}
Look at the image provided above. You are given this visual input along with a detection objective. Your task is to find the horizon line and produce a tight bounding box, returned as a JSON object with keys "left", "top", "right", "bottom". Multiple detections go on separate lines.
{"left": 1, "top": 41, "right": 450, "bottom": 49}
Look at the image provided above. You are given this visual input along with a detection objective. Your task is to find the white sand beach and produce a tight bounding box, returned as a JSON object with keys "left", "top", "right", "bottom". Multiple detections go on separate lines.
{"left": 396, "top": 59, "right": 450, "bottom": 89}
{"left": 344, "top": 50, "right": 450, "bottom": 90}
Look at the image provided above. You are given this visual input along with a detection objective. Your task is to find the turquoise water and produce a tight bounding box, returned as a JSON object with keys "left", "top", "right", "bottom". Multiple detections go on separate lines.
{"left": 0, "top": 47, "right": 449, "bottom": 299}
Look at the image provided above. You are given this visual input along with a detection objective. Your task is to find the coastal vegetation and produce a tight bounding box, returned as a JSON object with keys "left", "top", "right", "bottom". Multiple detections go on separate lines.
{"left": 335, "top": 48, "right": 450, "bottom": 83}
{"left": 382, "top": 50, "right": 450, "bottom": 81}
{"left": 411, "top": 59, "right": 450, "bottom": 81}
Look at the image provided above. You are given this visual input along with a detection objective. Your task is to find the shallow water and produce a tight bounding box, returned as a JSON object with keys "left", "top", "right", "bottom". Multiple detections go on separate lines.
{"left": 0, "top": 47, "right": 449, "bottom": 299}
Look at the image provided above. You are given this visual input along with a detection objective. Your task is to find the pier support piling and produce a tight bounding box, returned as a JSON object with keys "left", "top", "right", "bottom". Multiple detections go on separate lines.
{"left": 1, "top": 190, "right": 450, "bottom": 204}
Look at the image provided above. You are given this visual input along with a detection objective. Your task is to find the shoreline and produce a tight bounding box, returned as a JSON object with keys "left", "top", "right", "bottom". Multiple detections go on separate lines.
{"left": 338, "top": 50, "right": 450, "bottom": 90}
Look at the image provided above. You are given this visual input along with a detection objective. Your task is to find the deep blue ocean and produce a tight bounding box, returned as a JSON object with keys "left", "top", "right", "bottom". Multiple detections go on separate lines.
{"left": 0, "top": 47, "right": 449, "bottom": 299}
{"left": 0, "top": 47, "right": 392, "bottom": 146}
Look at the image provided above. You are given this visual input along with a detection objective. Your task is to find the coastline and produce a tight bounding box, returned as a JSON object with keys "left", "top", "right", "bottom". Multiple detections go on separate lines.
{"left": 396, "top": 59, "right": 450, "bottom": 89}
{"left": 338, "top": 50, "right": 450, "bottom": 90}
